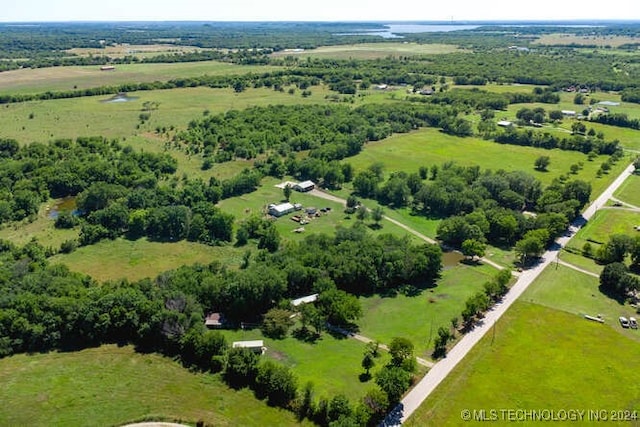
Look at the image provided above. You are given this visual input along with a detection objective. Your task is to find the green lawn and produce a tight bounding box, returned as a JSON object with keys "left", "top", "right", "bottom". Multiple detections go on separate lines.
{"left": 522, "top": 264, "right": 638, "bottom": 338}
{"left": 558, "top": 250, "right": 604, "bottom": 276}
{"left": 0, "top": 345, "right": 308, "bottom": 427}
{"left": 569, "top": 208, "right": 640, "bottom": 251}
{"left": 615, "top": 173, "right": 640, "bottom": 207}
{"left": 358, "top": 262, "right": 497, "bottom": 359}
{"left": 347, "top": 127, "right": 626, "bottom": 198}
{"left": 219, "top": 327, "right": 389, "bottom": 401}
{"left": 3, "top": 85, "right": 333, "bottom": 145}
{"left": 407, "top": 301, "right": 640, "bottom": 426}
{"left": 0, "top": 61, "right": 282, "bottom": 95}
{"left": 50, "top": 237, "right": 243, "bottom": 282}
{"left": 218, "top": 177, "right": 416, "bottom": 243}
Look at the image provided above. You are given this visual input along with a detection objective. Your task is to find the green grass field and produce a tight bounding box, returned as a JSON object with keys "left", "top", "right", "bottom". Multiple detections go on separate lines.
{"left": 346, "top": 127, "right": 629, "bottom": 200}
{"left": 522, "top": 264, "right": 638, "bottom": 337}
{"left": 568, "top": 208, "right": 640, "bottom": 252}
{"left": 218, "top": 177, "right": 416, "bottom": 243}
{"left": 0, "top": 345, "right": 308, "bottom": 427}
{"left": 219, "top": 327, "right": 390, "bottom": 401}
{"left": 358, "top": 262, "right": 498, "bottom": 359}
{"left": 2, "top": 85, "right": 333, "bottom": 145}
{"left": 0, "top": 61, "right": 282, "bottom": 95}
{"left": 271, "top": 42, "right": 462, "bottom": 60}
{"left": 615, "top": 173, "right": 640, "bottom": 207}
{"left": 407, "top": 302, "right": 640, "bottom": 426}
{"left": 50, "top": 237, "right": 243, "bottom": 282}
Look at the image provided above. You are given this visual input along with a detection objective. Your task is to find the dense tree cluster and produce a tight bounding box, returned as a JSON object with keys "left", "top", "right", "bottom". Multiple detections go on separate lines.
{"left": 175, "top": 103, "right": 456, "bottom": 166}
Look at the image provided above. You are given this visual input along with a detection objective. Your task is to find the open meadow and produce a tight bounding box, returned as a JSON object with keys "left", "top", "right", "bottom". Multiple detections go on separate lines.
{"left": 358, "top": 261, "right": 498, "bottom": 359}
{"left": 406, "top": 301, "right": 640, "bottom": 426}
{"left": 49, "top": 237, "right": 244, "bottom": 282}
{"left": 219, "top": 326, "right": 392, "bottom": 401}
{"left": 0, "top": 345, "right": 308, "bottom": 427}
{"left": 0, "top": 61, "right": 281, "bottom": 95}
{"left": 345, "top": 127, "right": 630, "bottom": 198}
{"left": 567, "top": 208, "right": 640, "bottom": 252}
{"left": 271, "top": 42, "right": 463, "bottom": 60}
{"left": 615, "top": 173, "right": 640, "bottom": 207}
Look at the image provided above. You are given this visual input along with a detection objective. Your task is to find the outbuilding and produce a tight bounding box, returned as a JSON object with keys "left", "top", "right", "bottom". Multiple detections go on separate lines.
{"left": 204, "top": 312, "right": 227, "bottom": 329}
{"left": 268, "top": 202, "right": 295, "bottom": 217}
{"left": 294, "top": 180, "right": 315, "bottom": 192}
{"left": 232, "top": 340, "right": 266, "bottom": 354}
{"left": 291, "top": 293, "right": 319, "bottom": 307}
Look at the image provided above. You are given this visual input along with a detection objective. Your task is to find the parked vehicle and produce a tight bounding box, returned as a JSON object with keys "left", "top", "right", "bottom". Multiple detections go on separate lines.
{"left": 619, "top": 316, "right": 630, "bottom": 328}
{"left": 629, "top": 317, "right": 638, "bottom": 329}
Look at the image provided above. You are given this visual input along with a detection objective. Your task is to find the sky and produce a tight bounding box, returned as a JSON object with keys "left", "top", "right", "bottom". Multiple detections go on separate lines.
{"left": 2, "top": 0, "right": 638, "bottom": 22}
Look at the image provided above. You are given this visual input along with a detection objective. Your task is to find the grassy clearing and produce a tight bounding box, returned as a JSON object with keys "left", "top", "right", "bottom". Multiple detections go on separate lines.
{"left": 358, "top": 262, "right": 497, "bottom": 359}
{"left": 271, "top": 43, "right": 462, "bottom": 60}
{"left": 407, "top": 301, "right": 640, "bottom": 426}
{"left": 218, "top": 177, "right": 415, "bottom": 243}
{"left": 0, "top": 345, "right": 307, "bottom": 427}
{"left": 219, "top": 327, "right": 389, "bottom": 401}
{"left": 66, "top": 43, "right": 205, "bottom": 58}
{"left": 0, "top": 200, "right": 79, "bottom": 249}
{"left": 532, "top": 33, "right": 640, "bottom": 47}
{"left": 522, "top": 264, "right": 638, "bottom": 339}
{"left": 569, "top": 208, "right": 640, "bottom": 251}
{"left": 0, "top": 61, "right": 281, "bottom": 95}
{"left": 347, "top": 127, "right": 627, "bottom": 198}
{"left": 558, "top": 250, "right": 604, "bottom": 276}
{"left": 615, "top": 173, "right": 640, "bottom": 207}
{"left": 3, "top": 86, "right": 334, "bottom": 145}
{"left": 49, "top": 237, "right": 243, "bottom": 282}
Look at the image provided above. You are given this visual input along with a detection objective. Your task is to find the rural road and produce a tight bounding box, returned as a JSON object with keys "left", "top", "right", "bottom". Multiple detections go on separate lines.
{"left": 308, "top": 189, "right": 507, "bottom": 271}
{"left": 383, "top": 161, "right": 636, "bottom": 425}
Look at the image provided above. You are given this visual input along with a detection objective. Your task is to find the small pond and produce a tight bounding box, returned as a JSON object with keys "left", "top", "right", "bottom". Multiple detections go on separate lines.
{"left": 101, "top": 93, "right": 139, "bottom": 103}
{"left": 442, "top": 251, "right": 465, "bottom": 269}
{"left": 47, "top": 197, "right": 80, "bottom": 219}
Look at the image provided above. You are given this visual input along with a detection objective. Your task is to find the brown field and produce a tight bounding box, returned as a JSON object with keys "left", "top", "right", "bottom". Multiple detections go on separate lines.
{"left": 271, "top": 42, "right": 463, "bottom": 60}
{"left": 66, "top": 43, "right": 206, "bottom": 58}
{"left": 532, "top": 33, "right": 640, "bottom": 47}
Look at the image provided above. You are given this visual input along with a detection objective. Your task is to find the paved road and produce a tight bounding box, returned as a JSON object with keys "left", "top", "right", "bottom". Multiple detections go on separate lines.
{"left": 383, "top": 162, "right": 636, "bottom": 426}
{"left": 308, "top": 189, "right": 506, "bottom": 272}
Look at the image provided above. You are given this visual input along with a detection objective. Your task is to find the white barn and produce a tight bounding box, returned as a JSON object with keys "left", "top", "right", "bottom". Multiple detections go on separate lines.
{"left": 268, "top": 202, "right": 295, "bottom": 217}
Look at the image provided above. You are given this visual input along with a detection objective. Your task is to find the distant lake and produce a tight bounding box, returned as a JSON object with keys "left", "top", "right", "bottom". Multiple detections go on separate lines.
{"left": 337, "top": 24, "right": 480, "bottom": 38}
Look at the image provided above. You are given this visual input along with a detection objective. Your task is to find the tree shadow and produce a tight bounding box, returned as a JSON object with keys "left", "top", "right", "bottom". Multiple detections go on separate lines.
{"left": 598, "top": 284, "right": 627, "bottom": 305}
{"left": 292, "top": 327, "right": 321, "bottom": 343}
{"left": 359, "top": 372, "right": 372, "bottom": 382}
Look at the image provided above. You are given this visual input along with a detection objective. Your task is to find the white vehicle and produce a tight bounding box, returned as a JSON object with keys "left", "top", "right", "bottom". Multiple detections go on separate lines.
{"left": 629, "top": 317, "right": 638, "bottom": 329}
{"left": 619, "top": 316, "right": 630, "bottom": 328}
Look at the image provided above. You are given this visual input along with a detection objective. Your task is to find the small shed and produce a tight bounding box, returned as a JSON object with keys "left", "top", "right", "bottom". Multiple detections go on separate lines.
{"left": 205, "top": 312, "right": 226, "bottom": 329}
{"left": 561, "top": 110, "right": 576, "bottom": 117}
{"left": 100, "top": 65, "right": 115, "bottom": 71}
{"left": 294, "top": 180, "right": 315, "bottom": 192}
{"left": 232, "top": 340, "right": 266, "bottom": 354}
{"left": 291, "top": 293, "right": 319, "bottom": 307}
{"left": 497, "top": 120, "right": 513, "bottom": 127}
{"left": 269, "top": 202, "right": 295, "bottom": 217}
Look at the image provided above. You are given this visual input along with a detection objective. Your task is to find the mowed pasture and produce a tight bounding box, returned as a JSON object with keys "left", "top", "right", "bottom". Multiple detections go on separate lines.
{"left": 49, "top": 237, "right": 244, "bottom": 282}
{"left": 567, "top": 208, "right": 640, "bottom": 252}
{"left": 532, "top": 33, "right": 640, "bottom": 47}
{"left": 217, "top": 177, "right": 416, "bottom": 243}
{"left": 358, "top": 261, "right": 498, "bottom": 359}
{"left": 66, "top": 43, "right": 205, "bottom": 58}
{"left": 615, "top": 173, "right": 640, "bottom": 207}
{"left": 406, "top": 302, "right": 640, "bottom": 426}
{"left": 271, "top": 42, "right": 463, "bottom": 60}
{"left": 346, "top": 127, "right": 628, "bottom": 197}
{"left": 0, "top": 61, "right": 281, "bottom": 95}
{"left": 0, "top": 345, "right": 308, "bottom": 427}
{"left": 1, "top": 85, "right": 334, "bottom": 144}
{"left": 219, "top": 327, "right": 391, "bottom": 401}
{"left": 522, "top": 264, "right": 639, "bottom": 340}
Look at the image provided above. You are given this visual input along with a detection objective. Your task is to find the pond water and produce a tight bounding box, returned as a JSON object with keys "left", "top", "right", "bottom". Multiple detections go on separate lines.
{"left": 47, "top": 197, "right": 80, "bottom": 219}
{"left": 101, "top": 93, "right": 139, "bottom": 103}
{"left": 336, "top": 24, "right": 480, "bottom": 39}
{"left": 442, "top": 250, "right": 465, "bottom": 269}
